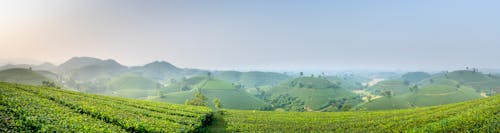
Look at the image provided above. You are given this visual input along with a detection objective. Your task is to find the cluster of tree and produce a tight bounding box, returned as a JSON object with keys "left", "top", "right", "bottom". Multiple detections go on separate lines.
{"left": 328, "top": 96, "right": 362, "bottom": 111}
{"left": 381, "top": 90, "right": 393, "bottom": 98}
{"left": 408, "top": 85, "right": 419, "bottom": 93}
{"left": 185, "top": 89, "right": 208, "bottom": 106}
{"left": 184, "top": 89, "right": 223, "bottom": 110}
{"left": 260, "top": 94, "right": 305, "bottom": 112}
{"left": 41, "top": 81, "right": 59, "bottom": 89}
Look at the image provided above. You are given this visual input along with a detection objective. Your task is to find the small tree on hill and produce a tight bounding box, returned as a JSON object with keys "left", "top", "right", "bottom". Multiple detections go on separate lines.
{"left": 42, "top": 81, "right": 57, "bottom": 88}
{"left": 409, "top": 85, "right": 419, "bottom": 93}
{"left": 382, "top": 91, "right": 392, "bottom": 98}
{"left": 185, "top": 89, "right": 208, "bottom": 106}
{"left": 207, "top": 72, "right": 212, "bottom": 78}
{"left": 213, "top": 98, "right": 222, "bottom": 109}
{"left": 300, "top": 72, "right": 304, "bottom": 77}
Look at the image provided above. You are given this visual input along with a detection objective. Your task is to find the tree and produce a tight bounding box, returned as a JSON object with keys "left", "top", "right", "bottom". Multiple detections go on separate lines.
{"left": 367, "top": 95, "right": 373, "bottom": 102}
{"left": 382, "top": 91, "right": 392, "bottom": 98}
{"left": 42, "top": 81, "right": 57, "bottom": 88}
{"left": 185, "top": 89, "right": 208, "bottom": 106}
{"left": 300, "top": 72, "right": 304, "bottom": 76}
{"left": 213, "top": 98, "right": 222, "bottom": 109}
{"left": 159, "top": 92, "right": 166, "bottom": 98}
{"left": 207, "top": 72, "right": 212, "bottom": 78}
{"left": 409, "top": 85, "right": 419, "bottom": 92}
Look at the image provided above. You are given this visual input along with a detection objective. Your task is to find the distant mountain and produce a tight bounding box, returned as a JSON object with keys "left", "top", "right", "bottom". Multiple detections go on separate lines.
{"left": 59, "top": 57, "right": 127, "bottom": 81}
{"left": 0, "top": 68, "right": 52, "bottom": 85}
{"left": 131, "top": 61, "right": 207, "bottom": 80}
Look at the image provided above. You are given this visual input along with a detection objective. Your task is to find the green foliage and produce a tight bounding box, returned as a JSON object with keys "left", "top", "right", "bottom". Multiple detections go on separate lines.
{"left": 0, "top": 82, "right": 212, "bottom": 132}
{"left": 223, "top": 95, "right": 499, "bottom": 132}
{"left": 213, "top": 98, "right": 222, "bottom": 109}
{"left": 41, "top": 81, "right": 57, "bottom": 88}
{"left": 265, "top": 94, "right": 305, "bottom": 112}
{"left": 185, "top": 89, "right": 208, "bottom": 106}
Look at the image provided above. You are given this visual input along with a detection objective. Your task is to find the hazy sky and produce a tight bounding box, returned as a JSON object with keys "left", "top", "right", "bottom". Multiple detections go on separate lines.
{"left": 1, "top": 0, "right": 499, "bottom": 70}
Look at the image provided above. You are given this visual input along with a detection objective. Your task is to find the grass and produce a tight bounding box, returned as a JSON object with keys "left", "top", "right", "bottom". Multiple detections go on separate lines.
{"left": 221, "top": 95, "right": 499, "bottom": 132}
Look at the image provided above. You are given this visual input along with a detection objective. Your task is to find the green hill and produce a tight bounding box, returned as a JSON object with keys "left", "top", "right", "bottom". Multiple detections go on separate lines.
{"left": 367, "top": 79, "right": 409, "bottom": 95}
{"left": 222, "top": 95, "right": 499, "bottom": 132}
{"left": 326, "top": 76, "right": 364, "bottom": 90}
{"left": 419, "top": 70, "right": 500, "bottom": 94}
{"left": 1, "top": 82, "right": 498, "bottom": 132}
{"left": 156, "top": 77, "right": 265, "bottom": 110}
{"left": 0, "top": 68, "right": 51, "bottom": 85}
{"left": 214, "top": 71, "right": 290, "bottom": 87}
{"left": 106, "top": 74, "right": 160, "bottom": 98}
{"left": 406, "top": 84, "right": 483, "bottom": 107}
{"left": 401, "top": 72, "right": 431, "bottom": 83}
{"left": 267, "top": 77, "right": 358, "bottom": 111}
{"left": 356, "top": 96, "right": 412, "bottom": 111}
{"left": 359, "top": 83, "right": 483, "bottom": 110}
{"left": 0, "top": 82, "right": 212, "bottom": 132}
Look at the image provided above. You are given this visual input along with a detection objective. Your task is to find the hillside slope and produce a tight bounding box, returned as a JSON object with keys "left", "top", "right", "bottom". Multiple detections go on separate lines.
{"left": 222, "top": 95, "right": 499, "bottom": 132}
{"left": 0, "top": 82, "right": 212, "bottom": 132}
{"left": 0, "top": 68, "right": 51, "bottom": 85}
{"left": 0, "top": 82, "right": 497, "bottom": 132}
{"left": 267, "top": 77, "right": 358, "bottom": 110}
{"left": 155, "top": 77, "right": 266, "bottom": 110}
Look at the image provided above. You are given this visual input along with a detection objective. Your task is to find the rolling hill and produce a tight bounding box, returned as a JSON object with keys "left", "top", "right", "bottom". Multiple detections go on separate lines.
{"left": 401, "top": 72, "right": 431, "bottom": 83}
{"left": 155, "top": 77, "right": 266, "bottom": 110}
{"left": 367, "top": 79, "right": 410, "bottom": 95}
{"left": 406, "top": 84, "right": 483, "bottom": 107}
{"left": 0, "top": 68, "right": 52, "bottom": 85}
{"left": 419, "top": 70, "right": 500, "bottom": 94}
{"left": 359, "top": 82, "right": 483, "bottom": 110}
{"left": 0, "top": 82, "right": 498, "bottom": 132}
{"left": 266, "top": 77, "right": 358, "bottom": 111}
{"left": 106, "top": 74, "right": 161, "bottom": 98}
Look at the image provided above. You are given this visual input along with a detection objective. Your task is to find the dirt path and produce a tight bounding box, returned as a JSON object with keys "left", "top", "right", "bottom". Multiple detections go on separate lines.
{"left": 480, "top": 92, "right": 488, "bottom": 97}
{"left": 353, "top": 90, "right": 382, "bottom": 102}
{"left": 363, "top": 78, "right": 385, "bottom": 87}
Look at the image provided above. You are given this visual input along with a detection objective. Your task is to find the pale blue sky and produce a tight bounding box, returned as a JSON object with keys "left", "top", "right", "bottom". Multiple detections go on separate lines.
{"left": 1, "top": 0, "right": 499, "bottom": 70}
